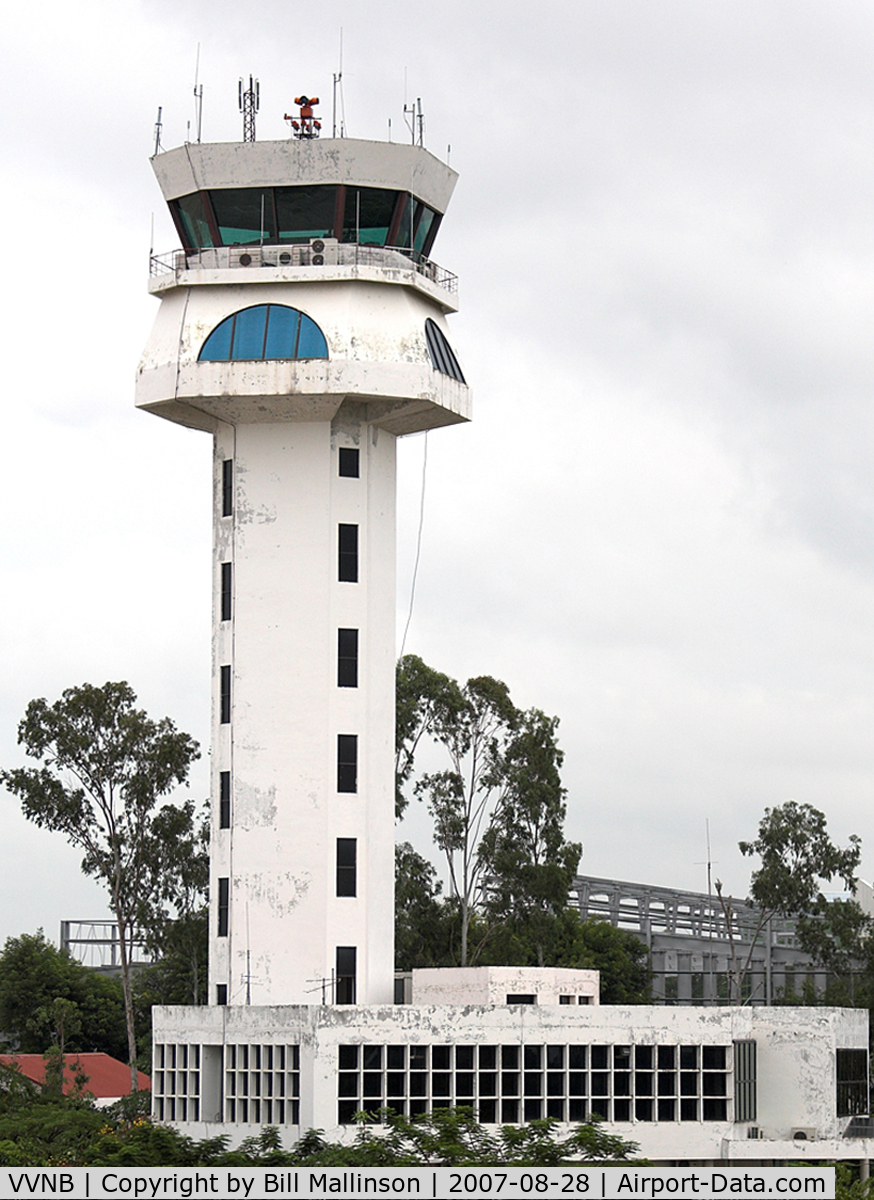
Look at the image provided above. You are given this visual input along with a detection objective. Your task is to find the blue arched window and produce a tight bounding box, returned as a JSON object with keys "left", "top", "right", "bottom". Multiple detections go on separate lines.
{"left": 199, "top": 305, "right": 328, "bottom": 361}
{"left": 425, "top": 318, "right": 465, "bottom": 384}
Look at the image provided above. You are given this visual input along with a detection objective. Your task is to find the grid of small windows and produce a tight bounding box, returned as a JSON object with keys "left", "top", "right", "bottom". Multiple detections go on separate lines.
{"left": 225, "top": 1044, "right": 301, "bottom": 1125}
{"left": 153, "top": 1043, "right": 202, "bottom": 1122}
{"left": 336, "top": 1043, "right": 731, "bottom": 1126}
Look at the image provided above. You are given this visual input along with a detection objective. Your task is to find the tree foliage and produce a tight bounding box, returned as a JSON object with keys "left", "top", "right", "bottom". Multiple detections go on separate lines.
{"left": 397, "top": 657, "right": 579, "bottom": 967}
{"left": 0, "top": 1068, "right": 642, "bottom": 1168}
{"left": 716, "top": 801, "right": 863, "bottom": 1004}
{"left": 0, "top": 932, "right": 127, "bottom": 1060}
{"left": 0, "top": 682, "right": 200, "bottom": 1087}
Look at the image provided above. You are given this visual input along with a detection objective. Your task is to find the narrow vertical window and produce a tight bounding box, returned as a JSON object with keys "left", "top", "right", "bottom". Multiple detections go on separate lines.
{"left": 336, "top": 838, "right": 357, "bottom": 896}
{"left": 216, "top": 984, "right": 228, "bottom": 1006}
{"left": 339, "top": 447, "right": 359, "bottom": 478}
{"left": 221, "top": 562, "right": 232, "bottom": 621}
{"left": 338, "top": 524, "right": 358, "bottom": 582}
{"left": 337, "top": 735, "right": 358, "bottom": 793}
{"left": 336, "top": 946, "right": 357, "bottom": 1004}
{"left": 222, "top": 459, "right": 233, "bottom": 517}
{"left": 337, "top": 628, "right": 358, "bottom": 687}
{"left": 219, "top": 771, "right": 231, "bottom": 829}
{"left": 217, "top": 878, "right": 229, "bottom": 937}
{"left": 220, "top": 666, "right": 231, "bottom": 723}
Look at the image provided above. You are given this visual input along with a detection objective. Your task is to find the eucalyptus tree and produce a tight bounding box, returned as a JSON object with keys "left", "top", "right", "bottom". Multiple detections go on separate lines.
{"left": 1, "top": 681, "right": 200, "bottom": 1089}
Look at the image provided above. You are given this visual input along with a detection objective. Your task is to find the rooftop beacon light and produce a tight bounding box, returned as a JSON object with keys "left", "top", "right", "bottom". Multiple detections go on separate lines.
{"left": 285, "top": 94, "right": 321, "bottom": 139}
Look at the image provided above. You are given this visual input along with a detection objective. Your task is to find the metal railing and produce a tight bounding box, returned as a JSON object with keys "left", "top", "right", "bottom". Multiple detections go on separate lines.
{"left": 150, "top": 242, "right": 458, "bottom": 294}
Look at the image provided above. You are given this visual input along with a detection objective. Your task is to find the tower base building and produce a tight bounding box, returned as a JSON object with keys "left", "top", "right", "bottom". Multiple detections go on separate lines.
{"left": 141, "top": 120, "right": 873, "bottom": 1167}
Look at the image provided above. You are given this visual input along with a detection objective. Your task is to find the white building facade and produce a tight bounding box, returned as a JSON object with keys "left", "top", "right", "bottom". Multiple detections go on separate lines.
{"left": 140, "top": 128, "right": 872, "bottom": 1168}
{"left": 138, "top": 136, "right": 470, "bottom": 1009}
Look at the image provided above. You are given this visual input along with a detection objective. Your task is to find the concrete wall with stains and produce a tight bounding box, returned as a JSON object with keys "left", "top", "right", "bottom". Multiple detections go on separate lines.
{"left": 152, "top": 1001, "right": 872, "bottom": 1162}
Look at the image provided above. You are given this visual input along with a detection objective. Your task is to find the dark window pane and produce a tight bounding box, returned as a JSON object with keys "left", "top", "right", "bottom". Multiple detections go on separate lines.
{"left": 425, "top": 318, "right": 466, "bottom": 384}
{"left": 635, "top": 1046, "right": 653, "bottom": 1070}
{"left": 174, "top": 193, "right": 214, "bottom": 249}
{"left": 386, "top": 1046, "right": 405, "bottom": 1070}
{"left": 219, "top": 771, "right": 231, "bottom": 829}
{"left": 343, "top": 187, "right": 397, "bottom": 245}
{"left": 432, "top": 1046, "right": 451, "bottom": 1070}
{"left": 703, "top": 1046, "right": 726, "bottom": 1071}
{"left": 456, "top": 1047, "right": 474, "bottom": 1070}
{"left": 414, "top": 206, "right": 437, "bottom": 255}
{"left": 217, "top": 878, "right": 229, "bottom": 937}
{"left": 220, "top": 665, "right": 231, "bottom": 724}
{"left": 232, "top": 306, "right": 268, "bottom": 359}
{"left": 275, "top": 185, "right": 337, "bottom": 242}
{"left": 568, "top": 1046, "right": 586, "bottom": 1070}
{"left": 222, "top": 459, "right": 233, "bottom": 516}
{"left": 338, "top": 628, "right": 358, "bottom": 688}
{"left": 591, "top": 1045, "right": 608, "bottom": 1070}
{"left": 338, "top": 1046, "right": 358, "bottom": 1070}
{"left": 680, "top": 1046, "right": 698, "bottom": 1070}
{"left": 221, "top": 562, "right": 232, "bottom": 621}
{"left": 339, "top": 448, "right": 360, "bottom": 478}
{"left": 336, "top": 838, "right": 356, "bottom": 896}
{"left": 658, "top": 1046, "right": 676, "bottom": 1070}
{"left": 524, "top": 1046, "right": 542, "bottom": 1069}
{"left": 264, "top": 305, "right": 299, "bottom": 358}
{"left": 338, "top": 524, "right": 358, "bottom": 583}
{"left": 501, "top": 1046, "right": 519, "bottom": 1069}
{"left": 336, "top": 946, "right": 356, "bottom": 1004}
{"left": 210, "top": 189, "right": 273, "bottom": 245}
{"left": 216, "top": 984, "right": 228, "bottom": 1005}
{"left": 337, "top": 735, "right": 357, "bottom": 793}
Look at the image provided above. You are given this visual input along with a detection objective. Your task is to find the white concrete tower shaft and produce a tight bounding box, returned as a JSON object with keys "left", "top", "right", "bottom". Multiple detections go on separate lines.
{"left": 137, "top": 137, "right": 470, "bottom": 1007}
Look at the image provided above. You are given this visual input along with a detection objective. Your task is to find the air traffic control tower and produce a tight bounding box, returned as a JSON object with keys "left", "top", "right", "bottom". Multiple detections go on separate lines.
{"left": 138, "top": 113, "right": 470, "bottom": 1011}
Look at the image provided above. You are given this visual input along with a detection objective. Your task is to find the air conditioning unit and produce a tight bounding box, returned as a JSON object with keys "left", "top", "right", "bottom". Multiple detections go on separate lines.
{"left": 308, "top": 238, "right": 338, "bottom": 266}
{"left": 791, "top": 1127, "right": 817, "bottom": 1141}
{"left": 747, "top": 1127, "right": 763, "bottom": 1140}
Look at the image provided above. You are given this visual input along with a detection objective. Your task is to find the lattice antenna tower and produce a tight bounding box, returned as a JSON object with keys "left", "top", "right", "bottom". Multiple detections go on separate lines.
{"left": 239, "top": 74, "right": 260, "bottom": 142}
{"left": 153, "top": 106, "right": 163, "bottom": 156}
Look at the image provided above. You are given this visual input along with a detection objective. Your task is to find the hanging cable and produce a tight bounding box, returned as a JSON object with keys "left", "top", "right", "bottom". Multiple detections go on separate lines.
{"left": 399, "top": 431, "right": 428, "bottom": 658}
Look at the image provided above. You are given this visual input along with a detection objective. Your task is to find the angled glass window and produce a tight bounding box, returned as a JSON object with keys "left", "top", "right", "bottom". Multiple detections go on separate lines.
{"left": 425, "top": 318, "right": 466, "bottom": 384}
{"left": 199, "top": 305, "right": 328, "bottom": 362}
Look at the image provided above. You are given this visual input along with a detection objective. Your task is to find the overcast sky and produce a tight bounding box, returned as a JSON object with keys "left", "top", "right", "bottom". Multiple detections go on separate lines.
{"left": 3, "top": 0, "right": 874, "bottom": 951}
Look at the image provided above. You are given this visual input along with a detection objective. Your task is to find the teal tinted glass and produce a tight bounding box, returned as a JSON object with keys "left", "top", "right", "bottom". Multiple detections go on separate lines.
{"left": 200, "top": 318, "right": 233, "bottom": 360}
{"left": 394, "top": 195, "right": 414, "bottom": 248}
{"left": 199, "top": 306, "right": 328, "bottom": 361}
{"left": 210, "top": 189, "right": 273, "bottom": 245}
{"left": 297, "top": 314, "right": 328, "bottom": 358}
{"left": 264, "top": 305, "right": 299, "bottom": 357}
{"left": 343, "top": 187, "right": 397, "bottom": 245}
{"left": 413, "top": 207, "right": 437, "bottom": 255}
{"left": 175, "top": 193, "right": 214, "bottom": 248}
{"left": 275, "top": 185, "right": 337, "bottom": 241}
{"left": 232, "top": 306, "right": 268, "bottom": 358}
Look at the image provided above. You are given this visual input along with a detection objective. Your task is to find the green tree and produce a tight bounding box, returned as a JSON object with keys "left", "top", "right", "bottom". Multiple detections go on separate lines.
{"left": 716, "top": 801, "right": 862, "bottom": 1004}
{"left": 0, "top": 931, "right": 128, "bottom": 1060}
{"left": 478, "top": 709, "right": 581, "bottom": 966}
{"left": 398, "top": 658, "right": 574, "bottom": 968}
{"left": 1, "top": 682, "right": 200, "bottom": 1089}
{"left": 394, "top": 842, "right": 456, "bottom": 971}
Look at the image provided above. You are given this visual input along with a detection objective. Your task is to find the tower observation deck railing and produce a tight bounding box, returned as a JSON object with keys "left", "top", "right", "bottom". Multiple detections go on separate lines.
{"left": 149, "top": 243, "right": 458, "bottom": 295}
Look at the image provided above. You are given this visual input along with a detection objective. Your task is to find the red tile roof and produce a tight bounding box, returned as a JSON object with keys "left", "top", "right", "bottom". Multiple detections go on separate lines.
{"left": 0, "top": 1053, "right": 150, "bottom": 1098}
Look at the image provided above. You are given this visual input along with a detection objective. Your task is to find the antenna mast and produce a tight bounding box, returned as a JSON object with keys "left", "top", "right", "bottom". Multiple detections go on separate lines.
{"left": 403, "top": 97, "right": 424, "bottom": 147}
{"left": 153, "top": 106, "right": 163, "bottom": 156}
{"left": 193, "top": 43, "right": 203, "bottom": 143}
{"left": 239, "top": 74, "right": 260, "bottom": 142}
{"left": 332, "top": 28, "right": 345, "bottom": 137}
